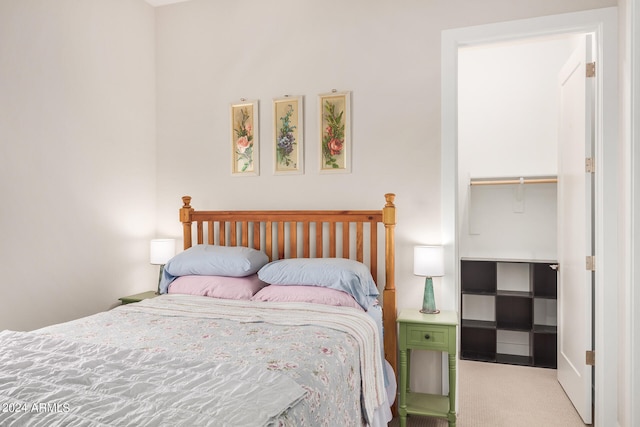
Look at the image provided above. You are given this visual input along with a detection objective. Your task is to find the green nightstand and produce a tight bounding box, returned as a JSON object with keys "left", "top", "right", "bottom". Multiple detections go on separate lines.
{"left": 397, "top": 309, "right": 458, "bottom": 427}
{"left": 118, "top": 291, "right": 158, "bottom": 305}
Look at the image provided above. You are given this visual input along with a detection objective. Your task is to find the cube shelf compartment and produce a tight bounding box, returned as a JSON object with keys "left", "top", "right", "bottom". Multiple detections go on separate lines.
{"left": 496, "top": 294, "right": 532, "bottom": 330}
{"left": 461, "top": 324, "right": 496, "bottom": 362}
{"left": 460, "top": 259, "right": 558, "bottom": 368}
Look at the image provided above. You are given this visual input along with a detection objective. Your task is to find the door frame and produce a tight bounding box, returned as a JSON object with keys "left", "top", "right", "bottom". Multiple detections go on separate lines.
{"left": 626, "top": 1, "right": 640, "bottom": 426}
{"left": 441, "top": 7, "right": 618, "bottom": 424}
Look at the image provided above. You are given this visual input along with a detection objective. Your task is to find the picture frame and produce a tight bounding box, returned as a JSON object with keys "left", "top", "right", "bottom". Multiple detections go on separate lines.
{"left": 273, "top": 96, "right": 304, "bottom": 175}
{"left": 318, "top": 91, "right": 351, "bottom": 173}
{"left": 231, "top": 99, "right": 259, "bottom": 176}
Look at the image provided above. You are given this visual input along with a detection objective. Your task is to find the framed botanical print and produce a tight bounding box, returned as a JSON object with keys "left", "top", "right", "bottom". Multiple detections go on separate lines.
{"left": 273, "top": 96, "right": 304, "bottom": 175}
{"left": 318, "top": 91, "right": 351, "bottom": 173}
{"left": 231, "top": 99, "right": 259, "bottom": 175}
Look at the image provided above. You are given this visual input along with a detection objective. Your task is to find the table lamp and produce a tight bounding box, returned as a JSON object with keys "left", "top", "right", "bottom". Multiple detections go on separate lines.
{"left": 413, "top": 245, "right": 445, "bottom": 314}
{"left": 150, "top": 238, "right": 175, "bottom": 294}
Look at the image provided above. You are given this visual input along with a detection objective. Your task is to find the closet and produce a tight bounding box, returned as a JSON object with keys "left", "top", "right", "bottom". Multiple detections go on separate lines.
{"left": 457, "top": 36, "right": 580, "bottom": 369}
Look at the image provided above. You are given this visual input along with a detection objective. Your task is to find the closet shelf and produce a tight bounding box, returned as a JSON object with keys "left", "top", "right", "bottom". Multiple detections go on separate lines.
{"left": 469, "top": 176, "right": 557, "bottom": 186}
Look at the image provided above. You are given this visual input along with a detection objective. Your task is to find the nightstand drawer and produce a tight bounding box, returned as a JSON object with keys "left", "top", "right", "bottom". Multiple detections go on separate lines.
{"left": 405, "top": 324, "right": 450, "bottom": 351}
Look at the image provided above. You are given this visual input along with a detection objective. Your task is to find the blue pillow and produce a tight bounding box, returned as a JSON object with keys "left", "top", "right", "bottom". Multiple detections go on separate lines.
{"left": 257, "top": 258, "right": 379, "bottom": 310}
{"left": 159, "top": 245, "right": 269, "bottom": 294}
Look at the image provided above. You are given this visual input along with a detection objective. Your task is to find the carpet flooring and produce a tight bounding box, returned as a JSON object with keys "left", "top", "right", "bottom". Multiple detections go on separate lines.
{"left": 389, "top": 359, "right": 587, "bottom": 427}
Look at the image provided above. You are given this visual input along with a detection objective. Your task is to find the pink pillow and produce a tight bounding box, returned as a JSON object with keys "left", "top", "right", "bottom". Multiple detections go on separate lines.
{"left": 168, "top": 274, "right": 268, "bottom": 300}
{"left": 251, "top": 285, "right": 363, "bottom": 310}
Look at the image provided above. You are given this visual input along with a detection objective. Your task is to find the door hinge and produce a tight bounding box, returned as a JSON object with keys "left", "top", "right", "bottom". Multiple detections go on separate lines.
{"left": 585, "top": 157, "right": 595, "bottom": 173}
{"left": 586, "top": 256, "right": 595, "bottom": 271}
{"left": 586, "top": 62, "right": 596, "bottom": 78}
{"left": 586, "top": 350, "right": 595, "bottom": 366}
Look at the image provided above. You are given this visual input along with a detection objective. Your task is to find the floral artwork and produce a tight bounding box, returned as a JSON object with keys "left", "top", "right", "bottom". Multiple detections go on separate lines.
{"left": 235, "top": 108, "right": 253, "bottom": 170}
{"left": 319, "top": 92, "right": 350, "bottom": 173}
{"left": 277, "top": 106, "right": 296, "bottom": 166}
{"left": 322, "top": 102, "right": 344, "bottom": 169}
{"left": 231, "top": 100, "right": 259, "bottom": 175}
{"left": 273, "top": 96, "right": 303, "bottom": 174}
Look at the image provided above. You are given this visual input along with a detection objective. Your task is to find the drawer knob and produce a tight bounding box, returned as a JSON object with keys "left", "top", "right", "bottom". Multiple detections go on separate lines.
{"left": 424, "top": 333, "right": 431, "bottom": 340}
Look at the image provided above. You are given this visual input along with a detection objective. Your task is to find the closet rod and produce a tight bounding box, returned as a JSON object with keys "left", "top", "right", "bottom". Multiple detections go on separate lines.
{"left": 470, "top": 177, "right": 558, "bottom": 186}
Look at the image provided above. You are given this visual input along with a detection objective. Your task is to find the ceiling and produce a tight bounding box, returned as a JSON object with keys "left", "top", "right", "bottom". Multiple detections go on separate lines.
{"left": 145, "top": 0, "right": 191, "bottom": 6}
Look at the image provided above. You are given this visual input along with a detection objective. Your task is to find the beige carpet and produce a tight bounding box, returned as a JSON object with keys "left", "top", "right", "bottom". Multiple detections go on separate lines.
{"left": 389, "top": 360, "right": 587, "bottom": 427}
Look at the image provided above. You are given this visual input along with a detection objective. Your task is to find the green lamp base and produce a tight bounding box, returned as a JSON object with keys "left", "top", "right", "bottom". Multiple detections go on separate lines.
{"left": 156, "top": 264, "right": 165, "bottom": 295}
{"left": 420, "top": 276, "right": 440, "bottom": 314}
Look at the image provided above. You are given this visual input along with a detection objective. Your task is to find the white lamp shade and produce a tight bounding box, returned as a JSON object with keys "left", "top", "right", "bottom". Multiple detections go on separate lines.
{"left": 150, "top": 239, "right": 176, "bottom": 265}
{"left": 413, "top": 245, "right": 445, "bottom": 277}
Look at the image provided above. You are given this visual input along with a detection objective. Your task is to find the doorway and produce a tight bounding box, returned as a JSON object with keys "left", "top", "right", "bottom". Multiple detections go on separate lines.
{"left": 457, "top": 33, "right": 589, "bottom": 422}
{"left": 441, "top": 7, "right": 618, "bottom": 425}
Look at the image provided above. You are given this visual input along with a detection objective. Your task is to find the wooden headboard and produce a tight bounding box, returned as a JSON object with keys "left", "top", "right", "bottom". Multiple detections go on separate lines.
{"left": 179, "top": 193, "right": 398, "bottom": 380}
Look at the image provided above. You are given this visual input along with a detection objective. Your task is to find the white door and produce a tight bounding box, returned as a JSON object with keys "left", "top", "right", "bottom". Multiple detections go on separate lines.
{"left": 557, "top": 34, "right": 594, "bottom": 424}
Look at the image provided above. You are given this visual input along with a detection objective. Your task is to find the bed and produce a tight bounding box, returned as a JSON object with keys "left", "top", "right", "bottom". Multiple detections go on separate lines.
{"left": 0, "top": 193, "right": 398, "bottom": 427}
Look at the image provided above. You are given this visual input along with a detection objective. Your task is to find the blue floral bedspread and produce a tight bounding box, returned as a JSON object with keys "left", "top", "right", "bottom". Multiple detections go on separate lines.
{"left": 0, "top": 330, "right": 305, "bottom": 427}
{"left": 37, "top": 295, "right": 387, "bottom": 427}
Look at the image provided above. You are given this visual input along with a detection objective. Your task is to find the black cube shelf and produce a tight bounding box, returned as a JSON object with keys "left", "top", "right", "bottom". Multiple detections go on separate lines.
{"left": 460, "top": 259, "right": 558, "bottom": 369}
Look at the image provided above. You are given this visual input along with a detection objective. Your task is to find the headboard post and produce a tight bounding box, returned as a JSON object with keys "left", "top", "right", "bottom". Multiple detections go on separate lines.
{"left": 180, "top": 196, "right": 194, "bottom": 250}
{"left": 382, "top": 193, "right": 397, "bottom": 379}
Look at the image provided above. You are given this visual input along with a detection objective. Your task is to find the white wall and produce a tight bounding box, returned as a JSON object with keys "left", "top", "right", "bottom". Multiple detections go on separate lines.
{"left": 0, "top": 0, "right": 157, "bottom": 331}
{"left": 153, "top": 0, "right": 446, "bottom": 314}
{"left": 459, "top": 38, "right": 576, "bottom": 178}
{"left": 458, "top": 37, "right": 578, "bottom": 261}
